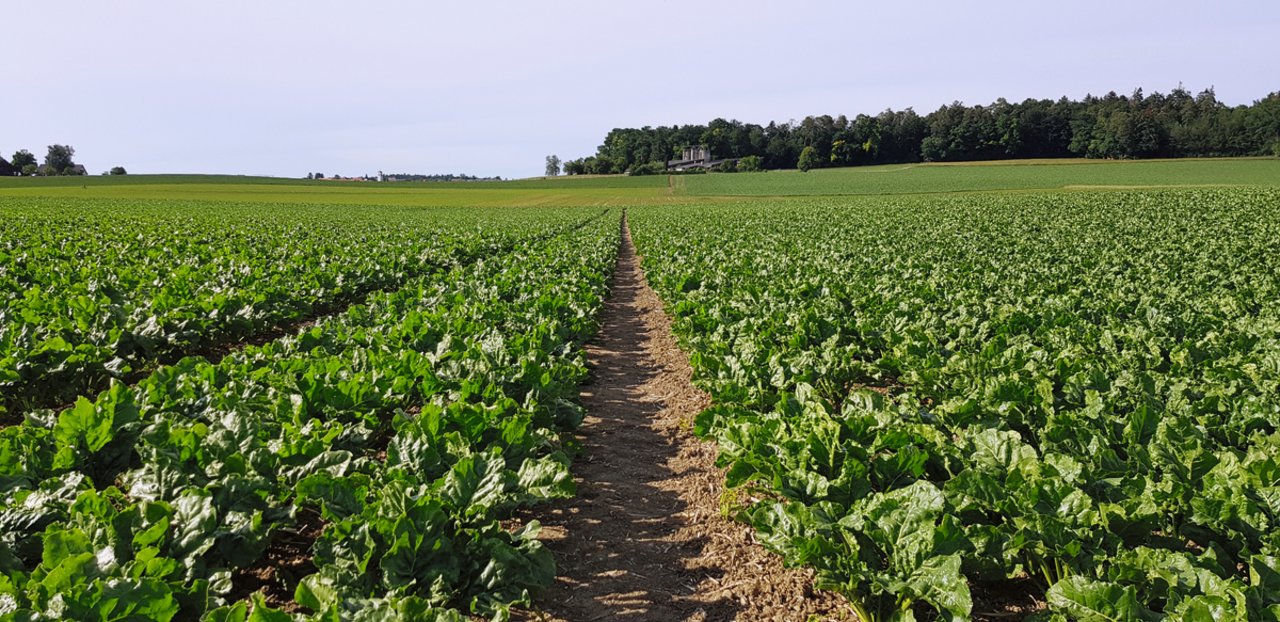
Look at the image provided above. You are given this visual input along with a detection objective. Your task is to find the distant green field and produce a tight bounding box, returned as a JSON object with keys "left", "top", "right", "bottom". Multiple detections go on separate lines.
{"left": 0, "top": 175, "right": 672, "bottom": 207}
{"left": 677, "top": 157, "right": 1280, "bottom": 196}
{"left": 469, "top": 175, "right": 669, "bottom": 190}
{"left": 0, "top": 173, "right": 670, "bottom": 190}
{"left": 0, "top": 174, "right": 304, "bottom": 187}
{"left": 1, "top": 158, "right": 1275, "bottom": 206}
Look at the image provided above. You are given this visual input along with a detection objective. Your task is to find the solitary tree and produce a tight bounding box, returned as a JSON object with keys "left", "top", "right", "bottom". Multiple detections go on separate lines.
{"left": 545, "top": 154, "right": 561, "bottom": 177}
{"left": 109, "top": 166, "right": 127, "bottom": 176}
{"left": 797, "top": 145, "right": 819, "bottom": 172}
{"left": 43, "top": 144, "right": 76, "bottom": 175}
{"left": 11, "top": 150, "right": 36, "bottom": 173}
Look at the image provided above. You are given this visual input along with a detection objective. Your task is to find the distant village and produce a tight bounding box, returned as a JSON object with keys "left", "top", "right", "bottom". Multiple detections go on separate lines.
{"left": 0, "top": 158, "right": 90, "bottom": 177}
{"left": 308, "top": 171, "right": 503, "bottom": 182}
{"left": 2, "top": 146, "right": 503, "bottom": 181}
{"left": 0, "top": 145, "right": 117, "bottom": 177}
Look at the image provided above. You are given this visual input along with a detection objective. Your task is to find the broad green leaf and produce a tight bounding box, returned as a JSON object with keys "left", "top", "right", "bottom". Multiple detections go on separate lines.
{"left": 1047, "top": 576, "right": 1156, "bottom": 622}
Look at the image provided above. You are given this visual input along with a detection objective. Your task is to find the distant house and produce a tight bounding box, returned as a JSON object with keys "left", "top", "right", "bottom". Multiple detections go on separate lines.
{"left": 666, "top": 145, "right": 740, "bottom": 171}
{"left": 36, "top": 164, "right": 88, "bottom": 176}
{"left": 0, "top": 157, "right": 16, "bottom": 176}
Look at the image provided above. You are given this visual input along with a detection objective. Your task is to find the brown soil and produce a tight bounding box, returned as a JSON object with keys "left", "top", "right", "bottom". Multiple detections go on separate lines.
{"left": 971, "top": 578, "right": 1046, "bottom": 620}
{"left": 516, "top": 216, "right": 854, "bottom": 622}
{"left": 228, "top": 506, "right": 325, "bottom": 613}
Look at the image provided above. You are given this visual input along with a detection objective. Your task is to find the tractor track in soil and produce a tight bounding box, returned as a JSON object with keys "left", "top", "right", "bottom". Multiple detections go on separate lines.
{"left": 515, "top": 215, "right": 853, "bottom": 622}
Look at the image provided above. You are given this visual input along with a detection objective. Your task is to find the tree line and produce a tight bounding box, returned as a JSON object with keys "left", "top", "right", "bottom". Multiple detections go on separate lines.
{"left": 563, "top": 86, "right": 1280, "bottom": 175}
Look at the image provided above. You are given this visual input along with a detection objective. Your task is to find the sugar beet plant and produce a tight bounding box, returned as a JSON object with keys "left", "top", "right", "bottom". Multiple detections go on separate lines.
{"left": 631, "top": 189, "right": 1280, "bottom": 621}
{"left": 0, "top": 198, "right": 538, "bottom": 419}
{"left": 0, "top": 207, "right": 617, "bottom": 620}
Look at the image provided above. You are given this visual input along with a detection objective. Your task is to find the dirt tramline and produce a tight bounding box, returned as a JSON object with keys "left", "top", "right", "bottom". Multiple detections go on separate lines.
{"left": 518, "top": 215, "right": 851, "bottom": 621}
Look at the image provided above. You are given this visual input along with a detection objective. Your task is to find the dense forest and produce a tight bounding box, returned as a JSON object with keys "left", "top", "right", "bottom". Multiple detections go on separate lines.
{"left": 563, "top": 87, "right": 1280, "bottom": 174}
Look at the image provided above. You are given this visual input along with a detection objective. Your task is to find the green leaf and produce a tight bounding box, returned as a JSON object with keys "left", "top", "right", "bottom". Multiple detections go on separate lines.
{"left": 247, "top": 592, "right": 294, "bottom": 622}
{"left": 1047, "top": 576, "right": 1157, "bottom": 622}
{"left": 296, "top": 473, "right": 370, "bottom": 521}
{"left": 39, "top": 551, "right": 98, "bottom": 595}
{"left": 902, "top": 553, "right": 972, "bottom": 621}
{"left": 313, "top": 520, "right": 376, "bottom": 574}
{"left": 96, "top": 577, "right": 180, "bottom": 622}
{"left": 347, "top": 597, "right": 467, "bottom": 622}
{"left": 54, "top": 398, "right": 114, "bottom": 456}
{"left": 202, "top": 601, "right": 248, "bottom": 622}
{"left": 846, "top": 480, "right": 945, "bottom": 573}
{"left": 171, "top": 490, "right": 219, "bottom": 563}
{"left": 968, "top": 428, "right": 1038, "bottom": 472}
{"left": 512, "top": 456, "right": 574, "bottom": 505}
{"left": 295, "top": 566, "right": 343, "bottom": 612}
{"left": 1174, "top": 593, "right": 1250, "bottom": 622}
{"left": 1250, "top": 556, "right": 1280, "bottom": 606}
{"left": 440, "top": 453, "right": 507, "bottom": 520}
{"left": 41, "top": 526, "right": 94, "bottom": 569}
{"left": 118, "top": 500, "right": 173, "bottom": 551}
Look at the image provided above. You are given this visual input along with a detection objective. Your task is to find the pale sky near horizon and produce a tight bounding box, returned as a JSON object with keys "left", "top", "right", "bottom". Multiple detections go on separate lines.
{"left": 3, "top": 1, "right": 1276, "bottom": 179}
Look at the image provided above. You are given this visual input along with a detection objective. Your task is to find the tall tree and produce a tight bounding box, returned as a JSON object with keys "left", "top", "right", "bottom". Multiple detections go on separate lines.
{"left": 545, "top": 154, "right": 561, "bottom": 177}
{"left": 43, "top": 144, "right": 76, "bottom": 175}
{"left": 11, "top": 149, "right": 36, "bottom": 172}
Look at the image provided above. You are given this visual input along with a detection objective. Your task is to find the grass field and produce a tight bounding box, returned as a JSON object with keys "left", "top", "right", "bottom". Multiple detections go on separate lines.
{"left": 0, "top": 180, "right": 664, "bottom": 207}
{"left": 678, "top": 157, "right": 1280, "bottom": 196}
{"left": 2, "top": 157, "right": 1276, "bottom": 206}
{"left": 0, "top": 173, "right": 670, "bottom": 207}
{"left": 0, "top": 173, "right": 671, "bottom": 190}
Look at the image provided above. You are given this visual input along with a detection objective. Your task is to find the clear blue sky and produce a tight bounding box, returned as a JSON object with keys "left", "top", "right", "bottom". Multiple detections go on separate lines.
{"left": 3, "top": 0, "right": 1276, "bottom": 179}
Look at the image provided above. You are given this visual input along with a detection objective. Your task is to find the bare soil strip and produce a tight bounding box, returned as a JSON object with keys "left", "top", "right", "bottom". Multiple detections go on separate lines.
{"left": 517, "top": 216, "right": 853, "bottom": 622}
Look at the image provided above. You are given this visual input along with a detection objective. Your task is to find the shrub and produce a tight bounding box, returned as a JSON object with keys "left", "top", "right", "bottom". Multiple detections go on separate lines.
{"left": 798, "top": 146, "right": 819, "bottom": 172}
{"left": 628, "top": 161, "right": 667, "bottom": 176}
{"left": 738, "top": 155, "right": 763, "bottom": 172}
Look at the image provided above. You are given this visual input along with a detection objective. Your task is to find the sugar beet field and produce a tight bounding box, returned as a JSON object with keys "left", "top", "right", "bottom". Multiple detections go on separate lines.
{"left": 2, "top": 161, "right": 1280, "bottom": 621}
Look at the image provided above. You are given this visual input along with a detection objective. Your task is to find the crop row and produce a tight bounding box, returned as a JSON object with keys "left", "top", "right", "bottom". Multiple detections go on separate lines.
{"left": 631, "top": 189, "right": 1280, "bottom": 621}
{"left": 0, "top": 198, "right": 579, "bottom": 418}
{"left": 0, "top": 208, "right": 617, "bottom": 620}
